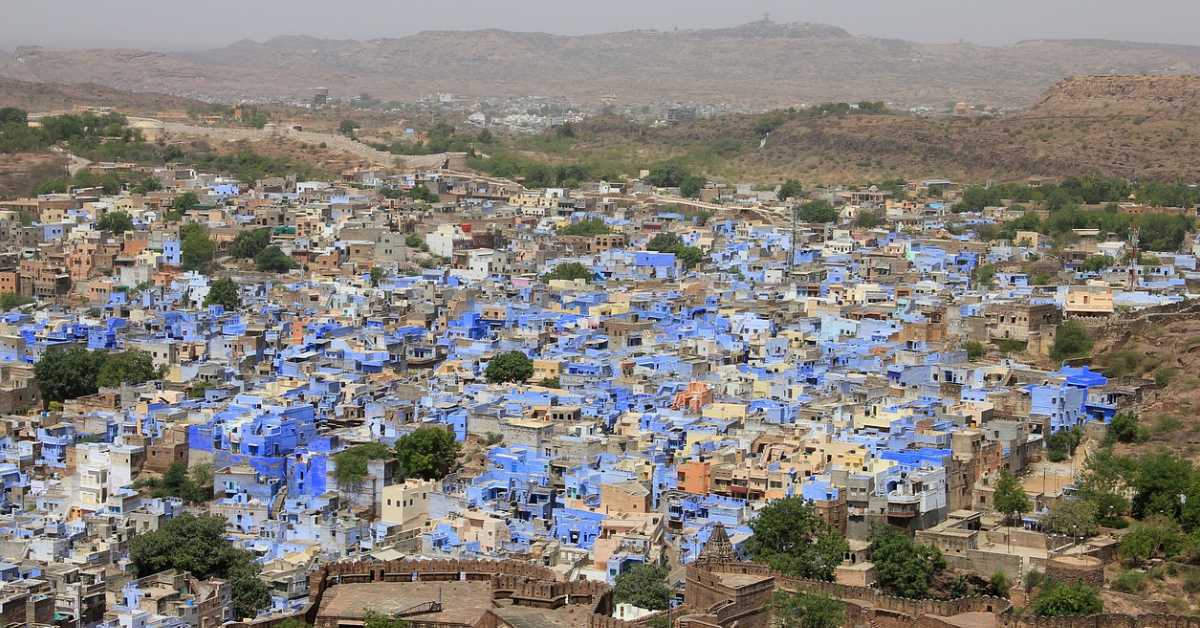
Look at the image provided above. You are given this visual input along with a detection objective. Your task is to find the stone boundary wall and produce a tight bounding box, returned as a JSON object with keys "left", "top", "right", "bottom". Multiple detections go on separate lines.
{"left": 691, "top": 562, "right": 1013, "bottom": 617}
{"left": 147, "top": 118, "right": 466, "bottom": 173}
{"left": 1068, "top": 298, "right": 1200, "bottom": 340}
{"left": 1001, "top": 614, "right": 1200, "bottom": 628}
{"left": 491, "top": 574, "right": 610, "bottom": 609}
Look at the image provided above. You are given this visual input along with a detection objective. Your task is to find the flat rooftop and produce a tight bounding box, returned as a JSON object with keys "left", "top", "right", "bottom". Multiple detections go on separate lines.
{"left": 318, "top": 581, "right": 594, "bottom": 628}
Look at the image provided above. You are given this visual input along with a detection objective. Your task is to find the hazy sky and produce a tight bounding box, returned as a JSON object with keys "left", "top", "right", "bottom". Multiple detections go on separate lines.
{"left": 2, "top": 0, "right": 1197, "bottom": 52}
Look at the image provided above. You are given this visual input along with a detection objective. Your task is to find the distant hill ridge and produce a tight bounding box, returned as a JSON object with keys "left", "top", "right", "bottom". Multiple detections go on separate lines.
{"left": 3, "top": 21, "right": 1200, "bottom": 106}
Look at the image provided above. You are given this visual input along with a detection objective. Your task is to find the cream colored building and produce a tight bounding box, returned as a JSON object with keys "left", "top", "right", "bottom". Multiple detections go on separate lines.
{"left": 380, "top": 478, "right": 439, "bottom": 534}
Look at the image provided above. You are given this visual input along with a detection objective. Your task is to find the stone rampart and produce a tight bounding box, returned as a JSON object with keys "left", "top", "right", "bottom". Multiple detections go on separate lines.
{"left": 1001, "top": 614, "right": 1200, "bottom": 628}
{"left": 154, "top": 119, "right": 465, "bottom": 173}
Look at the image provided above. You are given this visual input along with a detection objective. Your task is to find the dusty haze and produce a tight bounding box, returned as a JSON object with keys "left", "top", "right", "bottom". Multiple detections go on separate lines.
{"left": 2, "top": 0, "right": 1198, "bottom": 51}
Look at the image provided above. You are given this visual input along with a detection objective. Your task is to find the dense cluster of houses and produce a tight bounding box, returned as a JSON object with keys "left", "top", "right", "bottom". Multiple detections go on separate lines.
{"left": 0, "top": 164, "right": 1196, "bottom": 628}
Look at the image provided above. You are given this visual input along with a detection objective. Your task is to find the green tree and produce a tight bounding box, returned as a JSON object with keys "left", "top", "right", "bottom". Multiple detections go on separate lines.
{"left": 173, "top": 191, "right": 200, "bottom": 213}
{"left": 771, "top": 589, "right": 845, "bottom": 628}
{"left": 612, "top": 563, "right": 671, "bottom": 611}
{"left": 339, "top": 119, "right": 361, "bottom": 136}
{"left": 797, "top": 200, "right": 839, "bottom": 223}
{"left": 229, "top": 228, "right": 272, "bottom": 259}
{"left": 128, "top": 513, "right": 269, "bottom": 619}
{"left": 744, "top": 496, "right": 849, "bottom": 581}
{"left": 96, "top": 349, "right": 163, "bottom": 388}
{"left": 131, "top": 177, "right": 163, "bottom": 195}
{"left": 644, "top": 161, "right": 690, "bottom": 188}
{"left": 477, "top": 129, "right": 495, "bottom": 144}
{"left": 680, "top": 176, "right": 706, "bottom": 199}
{"left": 668, "top": 245, "right": 705, "bottom": 270}
{"left": 973, "top": 263, "right": 996, "bottom": 289}
{"left": 34, "top": 346, "right": 108, "bottom": 406}
{"left": 1119, "top": 515, "right": 1183, "bottom": 562}
{"left": 542, "top": 262, "right": 594, "bottom": 284}
{"left": 204, "top": 277, "right": 240, "bottom": 311}
{"left": 190, "top": 380, "right": 213, "bottom": 398}
{"left": 96, "top": 211, "right": 134, "bottom": 234}
{"left": 994, "top": 469, "right": 1032, "bottom": 525}
{"left": 180, "top": 224, "right": 214, "bottom": 272}
{"left": 990, "top": 572, "right": 1011, "bottom": 598}
{"left": 254, "top": 246, "right": 298, "bottom": 273}
{"left": 1106, "top": 412, "right": 1142, "bottom": 445}
{"left": 962, "top": 341, "right": 986, "bottom": 361}
{"left": 1031, "top": 582, "right": 1103, "bottom": 617}
{"left": 855, "top": 210, "right": 880, "bottom": 229}
{"left": 1050, "top": 322, "right": 1095, "bottom": 362}
{"left": 778, "top": 179, "right": 803, "bottom": 201}
{"left": 556, "top": 217, "right": 611, "bottom": 236}
{"left": 1080, "top": 255, "right": 1114, "bottom": 273}
{"left": 0, "top": 292, "right": 34, "bottom": 311}
{"left": 370, "top": 267, "right": 386, "bottom": 287}
{"left": 1045, "top": 427, "right": 1082, "bottom": 463}
{"left": 0, "top": 107, "right": 28, "bottom": 125}
{"left": 538, "top": 377, "right": 561, "bottom": 389}
{"left": 1131, "top": 451, "right": 1191, "bottom": 518}
{"left": 870, "top": 528, "right": 945, "bottom": 599}
{"left": 132, "top": 461, "right": 209, "bottom": 504}
{"left": 1043, "top": 498, "right": 1099, "bottom": 538}
{"left": 926, "top": 185, "right": 943, "bottom": 198}
{"left": 409, "top": 185, "right": 438, "bottom": 202}
{"left": 394, "top": 427, "right": 461, "bottom": 481}
{"left": 486, "top": 351, "right": 533, "bottom": 384}
{"left": 556, "top": 122, "right": 575, "bottom": 138}
{"left": 647, "top": 233, "right": 683, "bottom": 252}
{"left": 331, "top": 443, "right": 393, "bottom": 484}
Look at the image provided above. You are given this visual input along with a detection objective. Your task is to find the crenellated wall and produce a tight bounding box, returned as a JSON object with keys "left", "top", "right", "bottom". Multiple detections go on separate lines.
{"left": 1001, "top": 614, "right": 1200, "bottom": 628}
{"left": 491, "top": 574, "right": 611, "bottom": 609}
{"left": 689, "top": 562, "right": 1012, "bottom": 618}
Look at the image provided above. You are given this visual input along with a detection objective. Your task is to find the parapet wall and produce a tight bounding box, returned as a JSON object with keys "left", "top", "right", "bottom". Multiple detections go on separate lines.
{"left": 1001, "top": 614, "right": 1200, "bottom": 628}
{"left": 689, "top": 562, "right": 1012, "bottom": 618}
{"left": 491, "top": 574, "right": 611, "bottom": 609}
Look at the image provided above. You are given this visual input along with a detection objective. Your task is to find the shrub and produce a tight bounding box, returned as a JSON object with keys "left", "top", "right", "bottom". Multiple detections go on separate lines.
{"left": 1110, "top": 569, "right": 1147, "bottom": 594}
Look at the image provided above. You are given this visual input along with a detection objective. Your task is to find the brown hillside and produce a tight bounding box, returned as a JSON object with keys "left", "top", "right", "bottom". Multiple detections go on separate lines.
{"left": 526, "top": 76, "right": 1200, "bottom": 183}
{"left": 0, "top": 76, "right": 208, "bottom": 114}
{"left": 6, "top": 22, "right": 1200, "bottom": 106}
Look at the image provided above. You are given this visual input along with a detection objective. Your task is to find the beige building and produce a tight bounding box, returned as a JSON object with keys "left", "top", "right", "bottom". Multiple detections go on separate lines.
{"left": 380, "top": 478, "right": 440, "bottom": 534}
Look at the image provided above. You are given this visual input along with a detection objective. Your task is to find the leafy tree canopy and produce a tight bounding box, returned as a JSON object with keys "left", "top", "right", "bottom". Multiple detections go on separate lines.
{"left": 229, "top": 228, "right": 272, "bottom": 259}
{"left": 612, "top": 563, "right": 671, "bottom": 611}
{"left": 870, "top": 528, "right": 946, "bottom": 599}
{"left": 1050, "top": 321, "right": 1095, "bottom": 362}
{"left": 745, "top": 496, "right": 849, "bottom": 581}
{"left": 771, "top": 589, "right": 845, "bottom": 628}
{"left": 331, "top": 443, "right": 393, "bottom": 484}
{"left": 394, "top": 427, "right": 461, "bottom": 481}
{"left": 204, "top": 277, "right": 240, "bottom": 311}
{"left": 97, "top": 211, "right": 134, "bottom": 234}
{"left": 254, "top": 246, "right": 298, "bottom": 273}
{"left": 797, "top": 200, "right": 839, "bottom": 223}
{"left": 557, "top": 217, "right": 611, "bottom": 236}
{"left": 486, "top": 351, "right": 533, "bottom": 384}
{"left": 129, "top": 513, "right": 269, "bottom": 619}
{"left": 1032, "top": 582, "right": 1103, "bottom": 617}
{"left": 647, "top": 233, "right": 683, "bottom": 252}
{"left": 994, "top": 469, "right": 1032, "bottom": 524}
{"left": 34, "top": 346, "right": 108, "bottom": 406}
{"left": 96, "top": 348, "right": 165, "bottom": 388}
{"left": 542, "top": 262, "right": 594, "bottom": 284}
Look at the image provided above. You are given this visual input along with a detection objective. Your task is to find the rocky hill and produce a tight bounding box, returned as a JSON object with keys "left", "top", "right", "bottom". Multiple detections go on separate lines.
{"left": 0, "top": 76, "right": 206, "bottom": 113}
{"left": 5, "top": 21, "right": 1200, "bottom": 106}
{"left": 510, "top": 76, "right": 1200, "bottom": 183}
